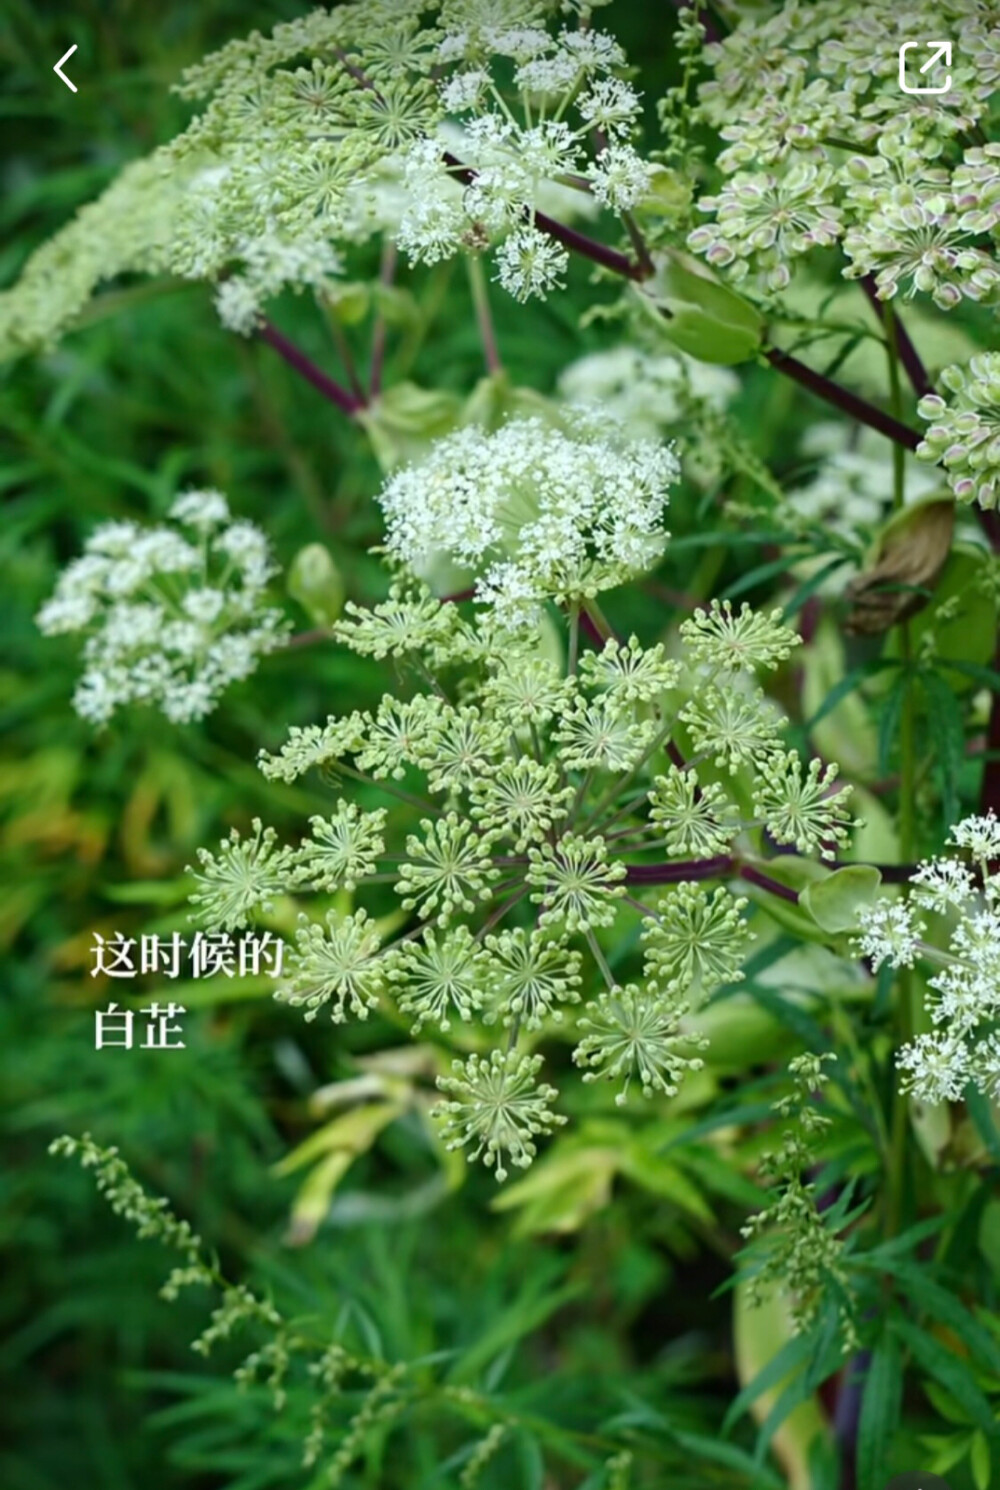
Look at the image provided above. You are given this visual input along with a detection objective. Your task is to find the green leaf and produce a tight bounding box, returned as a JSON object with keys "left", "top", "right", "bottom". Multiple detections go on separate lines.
{"left": 919, "top": 669, "right": 966, "bottom": 830}
{"left": 803, "top": 660, "right": 899, "bottom": 732}
{"left": 924, "top": 1382, "right": 971, "bottom": 1426}
{"left": 857, "top": 1330, "right": 902, "bottom": 1490}
{"left": 616, "top": 1144, "right": 714, "bottom": 1222}
{"left": 272, "top": 1101, "right": 404, "bottom": 1177}
{"left": 888, "top": 546, "right": 999, "bottom": 691}
{"left": 782, "top": 557, "right": 850, "bottom": 618}
{"left": 669, "top": 1429, "right": 786, "bottom": 1489}
{"left": 972, "top": 1428, "right": 992, "bottom": 1490}
{"left": 320, "top": 280, "right": 371, "bottom": 324}
{"left": 370, "top": 281, "right": 420, "bottom": 330}
{"left": 723, "top": 1320, "right": 816, "bottom": 1433}
{"left": 799, "top": 865, "right": 883, "bottom": 935}
{"left": 449, "top": 1281, "right": 583, "bottom": 1384}
{"left": 632, "top": 248, "right": 765, "bottom": 365}
{"left": 877, "top": 671, "right": 908, "bottom": 778}
{"left": 980, "top": 1199, "right": 1000, "bottom": 1279}
{"left": 892, "top": 1314, "right": 997, "bottom": 1435}
{"left": 888, "top": 1263, "right": 1000, "bottom": 1376}
{"left": 358, "top": 381, "right": 463, "bottom": 470}
{"left": 490, "top": 1145, "right": 617, "bottom": 1236}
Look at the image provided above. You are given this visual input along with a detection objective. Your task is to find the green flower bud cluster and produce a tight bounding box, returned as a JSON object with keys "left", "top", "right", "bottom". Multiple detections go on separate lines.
{"left": 188, "top": 562, "right": 853, "bottom": 1180}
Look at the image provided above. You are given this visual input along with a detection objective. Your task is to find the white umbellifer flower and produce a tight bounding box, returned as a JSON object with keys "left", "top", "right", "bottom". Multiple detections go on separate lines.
{"left": 896, "top": 1031, "right": 973, "bottom": 1106}
{"left": 589, "top": 145, "right": 651, "bottom": 212}
{"left": 948, "top": 809, "right": 1000, "bottom": 864}
{"left": 375, "top": 415, "right": 677, "bottom": 625}
{"left": 578, "top": 77, "right": 642, "bottom": 139}
{"left": 558, "top": 345, "right": 738, "bottom": 443}
{"left": 440, "top": 68, "right": 490, "bottom": 112}
{"left": 212, "top": 228, "right": 342, "bottom": 335}
{"left": 858, "top": 813, "right": 1000, "bottom": 1105}
{"left": 215, "top": 277, "right": 261, "bottom": 335}
{"left": 855, "top": 899, "right": 924, "bottom": 971}
{"left": 169, "top": 489, "right": 230, "bottom": 529}
{"left": 515, "top": 54, "right": 580, "bottom": 95}
{"left": 911, "top": 857, "right": 976, "bottom": 914}
{"left": 494, "top": 225, "right": 568, "bottom": 301}
{"left": 788, "top": 424, "right": 941, "bottom": 538}
{"left": 37, "top": 491, "right": 288, "bottom": 726}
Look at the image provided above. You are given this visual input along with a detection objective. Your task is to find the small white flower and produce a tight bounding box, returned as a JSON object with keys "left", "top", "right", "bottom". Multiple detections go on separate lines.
{"left": 215, "top": 276, "right": 261, "bottom": 336}
{"left": 897, "top": 1031, "right": 972, "bottom": 1105}
{"left": 515, "top": 54, "right": 580, "bottom": 95}
{"left": 578, "top": 78, "right": 642, "bottom": 139}
{"left": 170, "top": 489, "right": 231, "bottom": 530}
{"left": 375, "top": 415, "right": 676, "bottom": 625}
{"left": 949, "top": 809, "right": 1000, "bottom": 863}
{"left": 182, "top": 588, "right": 226, "bottom": 625}
{"left": 590, "top": 146, "right": 651, "bottom": 212}
{"left": 911, "top": 856, "right": 976, "bottom": 913}
{"left": 494, "top": 225, "right": 568, "bottom": 302}
{"left": 855, "top": 899, "right": 924, "bottom": 970}
{"left": 440, "top": 69, "right": 490, "bottom": 112}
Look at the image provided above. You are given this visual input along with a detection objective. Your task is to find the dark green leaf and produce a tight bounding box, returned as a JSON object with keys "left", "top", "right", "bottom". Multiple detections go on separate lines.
{"left": 892, "top": 1314, "right": 997, "bottom": 1435}
{"left": 857, "top": 1331, "right": 902, "bottom": 1490}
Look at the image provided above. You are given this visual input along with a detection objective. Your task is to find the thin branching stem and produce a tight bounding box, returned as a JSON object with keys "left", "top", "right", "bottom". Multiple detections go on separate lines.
{"left": 258, "top": 320, "right": 364, "bottom": 416}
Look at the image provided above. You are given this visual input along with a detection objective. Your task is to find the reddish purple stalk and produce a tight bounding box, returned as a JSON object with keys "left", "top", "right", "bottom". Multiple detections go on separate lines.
{"left": 860, "top": 276, "right": 934, "bottom": 399}
{"left": 258, "top": 319, "right": 365, "bottom": 417}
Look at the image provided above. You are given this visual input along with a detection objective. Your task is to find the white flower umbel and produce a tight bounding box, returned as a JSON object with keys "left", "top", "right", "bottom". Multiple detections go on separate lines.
{"left": 558, "top": 345, "right": 738, "bottom": 445}
{"left": 855, "top": 813, "right": 1000, "bottom": 1103}
{"left": 37, "top": 490, "right": 288, "bottom": 725}
{"left": 376, "top": 415, "right": 677, "bottom": 627}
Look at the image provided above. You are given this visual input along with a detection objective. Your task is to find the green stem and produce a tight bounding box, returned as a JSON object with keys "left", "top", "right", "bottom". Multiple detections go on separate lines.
{"left": 583, "top": 597, "right": 614, "bottom": 641}
{"left": 586, "top": 716, "right": 675, "bottom": 832}
{"left": 336, "top": 762, "right": 438, "bottom": 815}
{"left": 585, "top": 927, "right": 617, "bottom": 990}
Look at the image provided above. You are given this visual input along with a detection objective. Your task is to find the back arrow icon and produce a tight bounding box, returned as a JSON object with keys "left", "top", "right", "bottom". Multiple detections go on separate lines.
{"left": 54, "top": 44, "right": 78, "bottom": 93}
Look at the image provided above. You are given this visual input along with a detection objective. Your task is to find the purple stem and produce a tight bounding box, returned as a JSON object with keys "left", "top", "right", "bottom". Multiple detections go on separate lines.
{"left": 764, "top": 348, "right": 920, "bottom": 451}
{"left": 579, "top": 608, "right": 607, "bottom": 648}
{"left": 259, "top": 320, "right": 364, "bottom": 417}
{"left": 442, "top": 153, "right": 647, "bottom": 281}
{"left": 535, "top": 207, "right": 648, "bottom": 280}
{"left": 626, "top": 857, "right": 733, "bottom": 885}
{"left": 860, "top": 276, "right": 934, "bottom": 399}
{"left": 738, "top": 863, "right": 802, "bottom": 904}
{"left": 287, "top": 628, "right": 335, "bottom": 649}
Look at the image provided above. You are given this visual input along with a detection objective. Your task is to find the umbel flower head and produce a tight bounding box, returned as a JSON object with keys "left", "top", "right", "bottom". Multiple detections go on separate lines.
{"left": 0, "top": 1, "right": 655, "bottom": 355}
{"left": 376, "top": 414, "right": 677, "bottom": 625}
{"left": 687, "top": 1, "right": 1000, "bottom": 309}
{"left": 36, "top": 490, "right": 288, "bottom": 725}
{"left": 183, "top": 526, "right": 854, "bottom": 1180}
{"left": 855, "top": 813, "right": 1000, "bottom": 1105}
